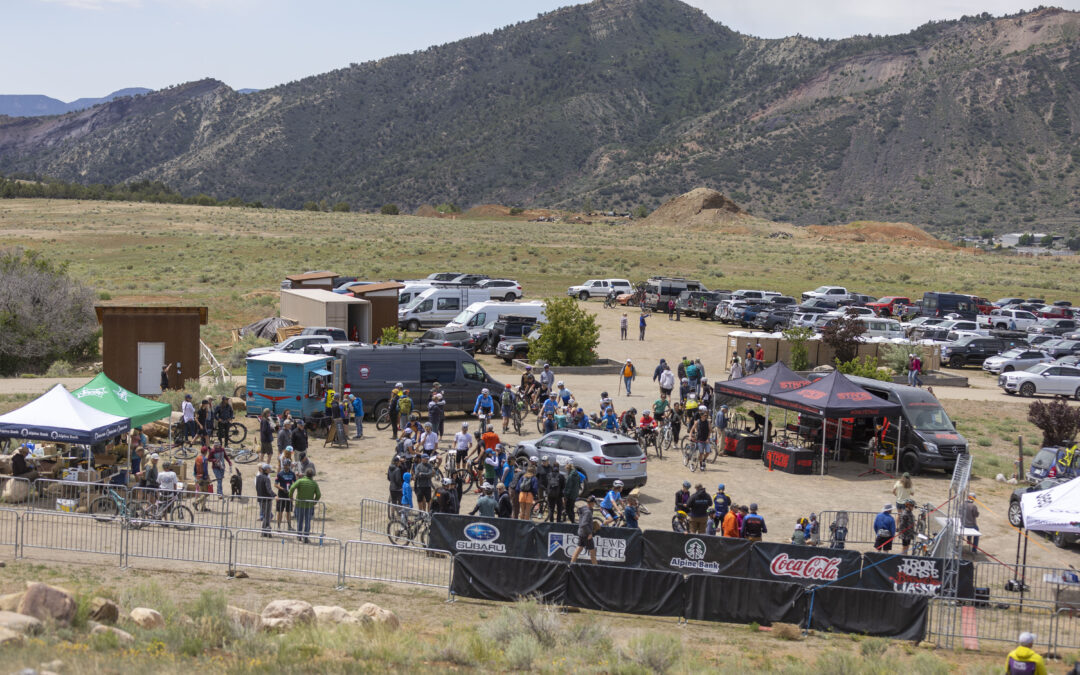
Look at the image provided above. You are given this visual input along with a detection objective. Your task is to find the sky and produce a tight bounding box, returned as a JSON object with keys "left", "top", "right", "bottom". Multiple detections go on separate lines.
{"left": 7, "top": 0, "right": 1080, "bottom": 101}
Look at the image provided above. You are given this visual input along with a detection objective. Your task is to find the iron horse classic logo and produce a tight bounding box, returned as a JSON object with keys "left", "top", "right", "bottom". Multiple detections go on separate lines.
{"left": 457, "top": 522, "right": 506, "bottom": 553}
{"left": 887, "top": 557, "right": 941, "bottom": 595}
{"left": 668, "top": 538, "right": 720, "bottom": 573}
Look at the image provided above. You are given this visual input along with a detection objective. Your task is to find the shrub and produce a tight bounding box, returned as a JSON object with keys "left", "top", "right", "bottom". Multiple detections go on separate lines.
{"left": 45, "top": 359, "right": 74, "bottom": 377}
{"left": 482, "top": 599, "right": 560, "bottom": 647}
{"left": 505, "top": 634, "right": 542, "bottom": 670}
{"left": 380, "top": 203, "right": 400, "bottom": 215}
{"left": 528, "top": 297, "right": 600, "bottom": 367}
{"left": 379, "top": 326, "right": 408, "bottom": 345}
{"left": 509, "top": 206, "right": 524, "bottom": 215}
{"left": 878, "top": 343, "right": 912, "bottom": 375}
{"left": 835, "top": 356, "right": 891, "bottom": 381}
{"left": 624, "top": 633, "right": 681, "bottom": 674}
{"left": 1028, "top": 398, "right": 1080, "bottom": 446}
{"left": 772, "top": 622, "right": 802, "bottom": 640}
{"left": 821, "top": 313, "right": 866, "bottom": 363}
{"left": 782, "top": 326, "right": 815, "bottom": 371}
{"left": 860, "top": 637, "right": 889, "bottom": 657}
{"left": 332, "top": 202, "right": 350, "bottom": 212}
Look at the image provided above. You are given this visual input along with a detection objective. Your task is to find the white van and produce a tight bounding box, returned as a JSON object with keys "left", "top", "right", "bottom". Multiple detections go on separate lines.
{"left": 398, "top": 287, "right": 491, "bottom": 331}
{"left": 398, "top": 282, "right": 434, "bottom": 306}
{"left": 858, "top": 317, "right": 905, "bottom": 339}
{"left": 446, "top": 300, "right": 546, "bottom": 329}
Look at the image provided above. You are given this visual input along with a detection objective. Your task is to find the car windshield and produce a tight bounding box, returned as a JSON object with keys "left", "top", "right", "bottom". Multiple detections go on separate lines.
{"left": 451, "top": 310, "right": 473, "bottom": 324}
{"left": 812, "top": 286, "right": 832, "bottom": 294}
{"left": 1027, "top": 363, "right": 1053, "bottom": 375}
{"left": 999, "top": 349, "right": 1023, "bottom": 358}
{"left": 420, "top": 330, "right": 442, "bottom": 340}
{"left": 911, "top": 405, "right": 956, "bottom": 432}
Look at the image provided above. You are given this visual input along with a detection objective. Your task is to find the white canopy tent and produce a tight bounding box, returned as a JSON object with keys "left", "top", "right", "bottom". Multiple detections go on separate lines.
{"left": 0, "top": 384, "right": 130, "bottom": 445}
{"left": 1020, "top": 475, "right": 1080, "bottom": 533}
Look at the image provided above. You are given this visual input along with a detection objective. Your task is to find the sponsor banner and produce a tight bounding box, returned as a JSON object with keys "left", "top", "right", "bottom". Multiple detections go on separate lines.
{"left": 535, "top": 522, "right": 642, "bottom": 567}
{"left": 862, "top": 554, "right": 975, "bottom": 599}
{"left": 428, "top": 514, "right": 539, "bottom": 558}
{"left": 641, "top": 530, "right": 750, "bottom": 576}
{"left": 749, "top": 542, "right": 861, "bottom": 587}
{"left": 0, "top": 420, "right": 131, "bottom": 445}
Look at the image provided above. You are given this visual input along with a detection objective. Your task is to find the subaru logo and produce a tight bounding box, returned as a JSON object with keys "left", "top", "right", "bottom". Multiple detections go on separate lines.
{"left": 464, "top": 523, "right": 500, "bottom": 542}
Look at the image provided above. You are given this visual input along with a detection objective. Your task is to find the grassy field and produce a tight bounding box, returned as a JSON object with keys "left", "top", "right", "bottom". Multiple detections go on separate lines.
{"left": 3, "top": 198, "right": 1080, "bottom": 351}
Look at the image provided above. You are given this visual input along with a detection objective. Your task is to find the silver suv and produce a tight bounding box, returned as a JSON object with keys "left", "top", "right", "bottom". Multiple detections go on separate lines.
{"left": 514, "top": 429, "right": 647, "bottom": 493}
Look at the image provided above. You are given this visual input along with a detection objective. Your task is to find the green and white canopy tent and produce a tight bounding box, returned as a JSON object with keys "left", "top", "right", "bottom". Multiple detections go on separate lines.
{"left": 72, "top": 373, "right": 171, "bottom": 428}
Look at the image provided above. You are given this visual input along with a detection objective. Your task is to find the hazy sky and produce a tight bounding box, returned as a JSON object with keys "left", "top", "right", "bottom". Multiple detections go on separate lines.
{"left": 8, "top": 0, "right": 1079, "bottom": 100}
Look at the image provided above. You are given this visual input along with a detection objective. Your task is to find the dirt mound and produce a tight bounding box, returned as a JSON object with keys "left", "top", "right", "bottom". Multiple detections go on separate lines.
{"left": 464, "top": 204, "right": 511, "bottom": 217}
{"left": 807, "top": 221, "right": 955, "bottom": 249}
{"left": 414, "top": 204, "right": 440, "bottom": 217}
{"left": 643, "top": 188, "right": 796, "bottom": 235}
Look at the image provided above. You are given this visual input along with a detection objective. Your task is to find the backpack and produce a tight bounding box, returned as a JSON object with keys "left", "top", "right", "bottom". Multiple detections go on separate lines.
{"left": 398, "top": 397, "right": 412, "bottom": 415}
{"left": 501, "top": 391, "right": 513, "bottom": 406}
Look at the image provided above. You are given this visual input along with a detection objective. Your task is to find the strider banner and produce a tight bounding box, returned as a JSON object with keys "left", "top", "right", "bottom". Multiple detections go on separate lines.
{"left": 534, "top": 522, "right": 643, "bottom": 567}
{"left": 749, "top": 542, "right": 862, "bottom": 587}
{"left": 641, "top": 530, "right": 751, "bottom": 576}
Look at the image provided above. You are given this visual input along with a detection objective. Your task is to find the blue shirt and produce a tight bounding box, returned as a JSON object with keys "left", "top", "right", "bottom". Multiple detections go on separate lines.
{"left": 541, "top": 399, "right": 558, "bottom": 416}
{"left": 874, "top": 512, "right": 896, "bottom": 536}
{"left": 624, "top": 505, "right": 639, "bottom": 529}
{"left": 558, "top": 389, "right": 572, "bottom": 405}
{"left": 351, "top": 397, "right": 364, "bottom": 417}
{"left": 575, "top": 415, "right": 590, "bottom": 429}
{"left": 601, "top": 489, "right": 622, "bottom": 511}
{"left": 473, "top": 394, "right": 494, "bottom": 414}
{"left": 602, "top": 413, "right": 617, "bottom": 430}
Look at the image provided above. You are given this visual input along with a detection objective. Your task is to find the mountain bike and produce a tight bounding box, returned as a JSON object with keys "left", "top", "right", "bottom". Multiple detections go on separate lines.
{"left": 222, "top": 421, "right": 247, "bottom": 445}
{"left": 137, "top": 490, "right": 195, "bottom": 530}
{"left": 227, "top": 446, "right": 259, "bottom": 464}
{"left": 656, "top": 419, "right": 673, "bottom": 458}
{"left": 375, "top": 408, "right": 392, "bottom": 431}
{"left": 452, "top": 458, "right": 484, "bottom": 492}
{"left": 671, "top": 509, "right": 689, "bottom": 533}
{"left": 89, "top": 488, "right": 148, "bottom": 528}
{"left": 386, "top": 507, "right": 430, "bottom": 547}
{"left": 915, "top": 502, "right": 937, "bottom": 538}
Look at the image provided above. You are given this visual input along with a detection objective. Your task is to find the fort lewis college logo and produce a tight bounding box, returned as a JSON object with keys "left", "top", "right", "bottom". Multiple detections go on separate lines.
{"left": 547, "top": 533, "right": 627, "bottom": 563}
{"left": 668, "top": 538, "right": 719, "bottom": 573}
{"left": 457, "top": 522, "right": 506, "bottom": 553}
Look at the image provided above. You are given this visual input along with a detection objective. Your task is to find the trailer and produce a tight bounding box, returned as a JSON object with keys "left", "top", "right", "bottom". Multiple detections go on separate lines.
{"left": 245, "top": 353, "right": 338, "bottom": 422}
{"left": 280, "top": 289, "right": 372, "bottom": 342}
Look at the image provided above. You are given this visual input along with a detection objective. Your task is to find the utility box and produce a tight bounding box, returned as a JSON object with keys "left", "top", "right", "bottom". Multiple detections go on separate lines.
{"left": 95, "top": 306, "right": 208, "bottom": 395}
{"left": 280, "top": 289, "right": 372, "bottom": 343}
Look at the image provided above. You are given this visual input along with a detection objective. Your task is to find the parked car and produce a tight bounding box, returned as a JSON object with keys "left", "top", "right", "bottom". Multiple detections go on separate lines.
{"left": 982, "top": 348, "right": 1053, "bottom": 374}
{"left": 792, "top": 308, "right": 829, "bottom": 328}
{"left": 866, "top": 296, "right": 912, "bottom": 317}
{"left": 1034, "top": 305, "right": 1076, "bottom": 319}
{"left": 567, "top": 279, "right": 632, "bottom": 301}
{"left": 715, "top": 299, "right": 748, "bottom": 324}
{"left": 752, "top": 308, "right": 795, "bottom": 332}
{"left": 413, "top": 327, "right": 476, "bottom": 354}
{"left": 476, "top": 278, "right": 523, "bottom": 301}
{"left": 902, "top": 316, "right": 944, "bottom": 337}
{"left": 484, "top": 314, "right": 539, "bottom": 355}
{"left": 843, "top": 293, "right": 878, "bottom": 307}
{"left": 247, "top": 334, "right": 333, "bottom": 358}
{"left": 300, "top": 326, "right": 349, "bottom": 341}
{"left": 399, "top": 287, "right": 491, "bottom": 331}
{"left": 1008, "top": 478, "right": 1079, "bottom": 547}
{"left": 496, "top": 328, "right": 539, "bottom": 363}
{"left": 1028, "top": 334, "right": 1060, "bottom": 347}
{"left": 1025, "top": 447, "right": 1080, "bottom": 483}
{"left": 513, "top": 428, "right": 647, "bottom": 493}
{"left": 921, "top": 291, "right": 978, "bottom": 320}
{"left": 732, "top": 289, "right": 781, "bottom": 303}
{"left": 799, "top": 298, "right": 840, "bottom": 310}
{"left": 940, "top": 336, "right": 1006, "bottom": 368}
{"left": 644, "top": 277, "right": 706, "bottom": 312}
{"left": 1044, "top": 339, "right": 1080, "bottom": 359}
{"left": 913, "top": 320, "right": 980, "bottom": 342}
{"left": 994, "top": 297, "right": 1026, "bottom": 308}
{"left": 801, "top": 285, "right": 848, "bottom": 302}
{"left": 970, "top": 297, "right": 994, "bottom": 315}
{"left": 1028, "top": 318, "right": 1080, "bottom": 336}
{"left": 999, "top": 362, "right": 1080, "bottom": 398}
{"left": 979, "top": 308, "right": 1040, "bottom": 330}
{"left": 675, "top": 290, "right": 715, "bottom": 317}
{"left": 689, "top": 291, "right": 729, "bottom": 320}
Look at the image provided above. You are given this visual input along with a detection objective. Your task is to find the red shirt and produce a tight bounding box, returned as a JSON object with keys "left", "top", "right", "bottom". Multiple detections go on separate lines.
{"left": 755, "top": 348, "right": 764, "bottom": 361}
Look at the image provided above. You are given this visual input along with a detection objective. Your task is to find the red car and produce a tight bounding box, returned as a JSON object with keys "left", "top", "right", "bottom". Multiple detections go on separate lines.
{"left": 866, "top": 296, "right": 911, "bottom": 317}
{"left": 1036, "top": 305, "right": 1077, "bottom": 319}
{"left": 969, "top": 296, "right": 994, "bottom": 315}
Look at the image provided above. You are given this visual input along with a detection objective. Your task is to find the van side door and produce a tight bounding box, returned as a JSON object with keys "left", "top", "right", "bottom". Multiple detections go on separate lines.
{"left": 421, "top": 358, "right": 459, "bottom": 409}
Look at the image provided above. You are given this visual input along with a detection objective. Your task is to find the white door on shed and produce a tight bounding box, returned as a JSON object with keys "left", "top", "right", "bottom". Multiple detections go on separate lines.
{"left": 137, "top": 342, "right": 165, "bottom": 395}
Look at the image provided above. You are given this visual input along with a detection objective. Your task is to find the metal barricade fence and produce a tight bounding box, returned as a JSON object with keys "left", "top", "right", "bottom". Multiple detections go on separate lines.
{"left": 0, "top": 476, "right": 33, "bottom": 508}
{"left": 928, "top": 597, "right": 1056, "bottom": 653}
{"left": 26, "top": 478, "right": 116, "bottom": 513}
{"left": 817, "top": 510, "right": 881, "bottom": 546}
{"left": 0, "top": 507, "right": 19, "bottom": 557}
{"left": 358, "top": 497, "right": 429, "bottom": 545}
{"left": 222, "top": 494, "right": 326, "bottom": 537}
{"left": 19, "top": 509, "right": 123, "bottom": 565}
{"left": 1051, "top": 608, "right": 1080, "bottom": 654}
{"left": 973, "top": 561, "right": 1080, "bottom": 606}
{"left": 124, "top": 520, "right": 233, "bottom": 568}
{"left": 342, "top": 540, "right": 451, "bottom": 590}
{"left": 230, "top": 528, "right": 341, "bottom": 581}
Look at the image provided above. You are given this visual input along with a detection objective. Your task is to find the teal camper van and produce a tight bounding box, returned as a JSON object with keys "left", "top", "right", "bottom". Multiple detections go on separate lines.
{"left": 245, "top": 353, "right": 337, "bottom": 421}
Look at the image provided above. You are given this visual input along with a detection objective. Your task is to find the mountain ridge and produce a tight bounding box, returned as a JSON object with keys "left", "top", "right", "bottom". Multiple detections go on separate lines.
{"left": 0, "top": 88, "right": 153, "bottom": 117}
{"left": 0, "top": 0, "right": 1078, "bottom": 234}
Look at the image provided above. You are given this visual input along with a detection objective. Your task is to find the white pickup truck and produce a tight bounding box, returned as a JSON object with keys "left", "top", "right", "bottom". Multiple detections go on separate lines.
{"left": 977, "top": 308, "right": 1039, "bottom": 330}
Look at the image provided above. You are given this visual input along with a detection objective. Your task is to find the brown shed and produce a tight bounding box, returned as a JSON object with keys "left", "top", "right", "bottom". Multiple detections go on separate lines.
{"left": 346, "top": 281, "right": 404, "bottom": 339}
{"left": 285, "top": 271, "right": 337, "bottom": 291}
{"left": 95, "top": 306, "right": 208, "bottom": 395}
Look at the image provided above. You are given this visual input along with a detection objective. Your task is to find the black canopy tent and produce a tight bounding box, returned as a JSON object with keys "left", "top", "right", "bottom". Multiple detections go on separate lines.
{"left": 714, "top": 363, "right": 811, "bottom": 443}
{"left": 770, "top": 372, "right": 902, "bottom": 475}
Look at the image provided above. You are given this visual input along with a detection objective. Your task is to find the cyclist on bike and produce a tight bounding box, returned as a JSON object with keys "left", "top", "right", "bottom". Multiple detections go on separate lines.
{"left": 600, "top": 480, "right": 624, "bottom": 525}
{"left": 473, "top": 388, "right": 495, "bottom": 431}
{"left": 652, "top": 392, "right": 670, "bottom": 422}
{"left": 637, "top": 409, "right": 658, "bottom": 446}
{"left": 451, "top": 422, "right": 471, "bottom": 472}
{"left": 542, "top": 410, "right": 557, "bottom": 434}
{"left": 600, "top": 406, "right": 617, "bottom": 432}
{"left": 540, "top": 392, "right": 558, "bottom": 418}
{"left": 619, "top": 407, "right": 638, "bottom": 435}
{"left": 500, "top": 384, "right": 516, "bottom": 433}
{"left": 539, "top": 363, "right": 555, "bottom": 396}
{"left": 555, "top": 381, "right": 572, "bottom": 408}
{"left": 520, "top": 365, "right": 537, "bottom": 398}
{"left": 572, "top": 406, "right": 589, "bottom": 429}
{"left": 684, "top": 392, "right": 700, "bottom": 417}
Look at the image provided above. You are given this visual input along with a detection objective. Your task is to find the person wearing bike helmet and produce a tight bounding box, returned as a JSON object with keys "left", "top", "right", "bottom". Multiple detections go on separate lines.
{"left": 600, "top": 406, "right": 617, "bottom": 431}
{"left": 573, "top": 406, "right": 589, "bottom": 429}
{"left": 520, "top": 365, "right": 537, "bottom": 399}
{"left": 713, "top": 484, "right": 731, "bottom": 522}
{"left": 600, "top": 480, "right": 624, "bottom": 525}
{"left": 500, "top": 383, "right": 516, "bottom": 433}
{"left": 473, "top": 388, "right": 495, "bottom": 432}
{"left": 675, "top": 481, "right": 692, "bottom": 512}
{"left": 541, "top": 392, "right": 558, "bottom": 418}
{"left": 556, "top": 381, "right": 573, "bottom": 407}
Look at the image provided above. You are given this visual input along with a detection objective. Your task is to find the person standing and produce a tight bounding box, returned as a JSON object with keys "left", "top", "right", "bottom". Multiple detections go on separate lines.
{"left": 255, "top": 463, "right": 274, "bottom": 536}
{"left": 563, "top": 463, "right": 582, "bottom": 524}
{"left": 350, "top": 394, "right": 365, "bottom": 439}
{"left": 207, "top": 443, "right": 232, "bottom": 495}
{"left": 397, "top": 388, "right": 414, "bottom": 436}
{"left": 687, "top": 484, "right": 712, "bottom": 534}
{"left": 729, "top": 355, "right": 743, "bottom": 380}
{"left": 892, "top": 472, "right": 915, "bottom": 512}
{"left": 290, "top": 420, "right": 309, "bottom": 457}
{"left": 722, "top": 503, "right": 740, "bottom": 537}
{"left": 539, "top": 364, "right": 555, "bottom": 394}
{"left": 754, "top": 343, "right": 765, "bottom": 372}
{"left": 516, "top": 467, "right": 538, "bottom": 521}
{"left": 193, "top": 446, "right": 212, "bottom": 512}
{"left": 289, "top": 467, "right": 321, "bottom": 543}
{"left": 897, "top": 500, "right": 916, "bottom": 554}
{"left": 620, "top": 359, "right": 636, "bottom": 396}
{"left": 215, "top": 396, "right": 234, "bottom": 447}
{"left": 874, "top": 504, "right": 896, "bottom": 551}
{"left": 470, "top": 484, "right": 497, "bottom": 517}
{"left": 275, "top": 459, "right": 296, "bottom": 531}
{"left": 667, "top": 299, "right": 675, "bottom": 320}
{"left": 744, "top": 345, "right": 755, "bottom": 374}
{"left": 277, "top": 421, "right": 293, "bottom": 469}
{"left": 258, "top": 409, "right": 274, "bottom": 464}
{"left": 963, "top": 493, "right": 981, "bottom": 553}
{"left": 387, "top": 456, "right": 404, "bottom": 506}
{"left": 546, "top": 464, "right": 566, "bottom": 522}
{"left": 181, "top": 393, "right": 197, "bottom": 443}
{"left": 1006, "top": 632, "right": 1048, "bottom": 675}
{"left": 908, "top": 353, "right": 923, "bottom": 388}
{"left": 620, "top": 313, "right": 628, "bottom": 340}
{"left": 712, "top": 484, "right": 731, "bottom": 523}
{"left": 570, "top": 496, "right": 598, "bottom": 565}
{"left": 659, "top": 364, "right": 675, "bottom": 399}
{"left": 496, "top": 483, "right": 513, "bottom": 517}
{"left": 690, "top": 409, "right": 710, "bottom": 472}
{"left": 452, "top": 422, "right": 472, "bottom": 473}
{"left": 160, "top": 363, "right": 172, "bottom": 392}
{"left": 413, "top": 455, "right": 434, "bottom": 511}
{"left": 742, "top": 503, "right": 767, "bottom": 542}
{"left": 427, "top": 392, "right": 445, "bottom": 437}
{"left": 652, "top": 358, "right": 667, "bottom": 386}
{"left": 500, "top": 384, "right": 515, "bottom": 433}
{"left": 639, "top": 311, "right": 649, "bottom": 340}
{"left": 389, "top": 383, "right": 403, "bottom": 440}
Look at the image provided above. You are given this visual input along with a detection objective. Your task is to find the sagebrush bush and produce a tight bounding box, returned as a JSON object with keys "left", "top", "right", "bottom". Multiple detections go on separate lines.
{"left": 624, "top": 633, "right": 681, "bottom": 674}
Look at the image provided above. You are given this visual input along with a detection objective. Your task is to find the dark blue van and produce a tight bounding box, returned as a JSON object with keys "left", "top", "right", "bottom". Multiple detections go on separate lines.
{"left": 921, "top": 292, "right": 977, "bottom": 320}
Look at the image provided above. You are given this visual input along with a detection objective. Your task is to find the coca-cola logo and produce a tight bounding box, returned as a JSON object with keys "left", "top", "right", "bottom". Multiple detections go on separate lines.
{"left": 836, "top": 391, "right": 872, "bottom": 401}
{"left": 769, "top": 553, "right": 840, "bottom": 581}
{"left": 797, "top": 389, "right": 827, "bottom": 401}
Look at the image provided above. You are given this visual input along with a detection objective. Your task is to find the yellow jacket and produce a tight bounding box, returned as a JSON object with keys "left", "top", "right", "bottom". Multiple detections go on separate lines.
{"left": 1006, "top": 645, "right": 1047, "bottom": 675}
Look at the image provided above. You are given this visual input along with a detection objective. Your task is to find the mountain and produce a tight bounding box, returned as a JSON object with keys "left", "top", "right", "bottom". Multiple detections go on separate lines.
{"left": 0, "top": 88, "right": 152, "bottom": 117}
{"left": 1, "top": 0, "right": 1079, "bottom": 234}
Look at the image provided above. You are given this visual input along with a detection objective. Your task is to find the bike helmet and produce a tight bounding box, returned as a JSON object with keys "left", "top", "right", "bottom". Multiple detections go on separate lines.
{"left": 505, "top": 383, "right": 512, "bottom": 389}
{"left": 682, "top": 481, "right": 691, "bottom": 489}
{"left": 557, "top": 381, "right": 564, "bottom": 387}
{"left": 529, "top": 455, "right": 539, "bottom": 463}
{"left": 549, "top": 392, "right": 557, "bottom": 398}
{"left": 541, "top": 455, "right": 549, "bottom": 462}
{"left": 482, "top": 388, "right": 489, "bottom": 395}
{"left": 462, "top": 422, "right": 469, "bottom": 429}
{"left": 642, "top": 410, "right": 652, "bottom": 417}
{"left": 601, "top": 391, "right": 608, "bottom": 398}
{"left": 482, "top": 483, "right": 493, "bottom": 492}
{"left": 613, "top": 480, "right": 624, "bottom": 488}
{"left": 442, "top": 477, "right": 452, "bottom": 485}
{"left": 525, "top": 365, "right": 533, "bottom": 370}
{"left": 717, "top": 484, "right": 725, "bottom": 491}
{"left": 395, "top": 382, "right": 403, "bottom": 388}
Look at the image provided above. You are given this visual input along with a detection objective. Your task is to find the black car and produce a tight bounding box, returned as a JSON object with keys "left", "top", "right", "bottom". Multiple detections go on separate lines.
{"left": 1029, "top": 318, "right": 1080, "bottom": 336}
{"left": 484, "top": 315, "right": 539, "bottom": 354}
{"left": 940, "top": 336, "right": 1006, "bottom": 368}
{"left": 752, "top": 308, "right": 795, "bottom": 332}
{"left": 496, "top": 328, "right": 539, "bottom": 363}
{"left": 1009, "top": 478, "right": 1079, "bottom": 548}
{"left": 690, "top": 291, "right": 729, "bottom": 321}
{"left": 1044, "top": 340, "right": 1080, "bottom": 359}
{"left": 413, "top": 328, "right": 476, "bottom": 354}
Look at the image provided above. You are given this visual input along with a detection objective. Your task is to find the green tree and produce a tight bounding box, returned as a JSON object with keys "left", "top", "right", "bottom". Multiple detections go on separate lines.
{"left": 1018, "top": 233, "right": 1035, "bottom": 246}
{"left": 302, "top": 201, "right": 319, "bottom": 211}
{"left": 527, "top": 297, "right": 600, "bottom": 367}
{"left": 1028, "top": 399, "right": 1080, "bottom": 446}
{"left": 834, "top": 356, "right": 890, "bottom": 381}
{"left": 632, "top": 204, "right": 650, "bottom": 219}
{"left": 781, "top": 326, "right": 814, "bottom": 371}
{"left": 332, "top": 201, "right": 350, "bottom": 212}
{"left": 820, "top": 313, "right": 866, "bottom": 363}
{"left": 1040, "top": 234, "right": 1054, "bottom": 248}
{"left": 380, "top": 203, "right": 400, "bottom": 215}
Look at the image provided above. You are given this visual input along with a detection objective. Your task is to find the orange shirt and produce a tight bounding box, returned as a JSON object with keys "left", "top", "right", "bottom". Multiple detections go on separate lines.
{"left": 722, "top": 510, "right": 740, "bottom": 537}
{"left": 481, "top": 430, "right": 500, "bottom": 451}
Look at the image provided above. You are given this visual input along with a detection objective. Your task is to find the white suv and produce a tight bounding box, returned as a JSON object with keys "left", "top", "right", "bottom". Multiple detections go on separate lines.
{"left": 567, "top": 279, "right": 632, "bottom": 301}
{"left": 979, "top": 308, "right": 1039, "bottom": 330}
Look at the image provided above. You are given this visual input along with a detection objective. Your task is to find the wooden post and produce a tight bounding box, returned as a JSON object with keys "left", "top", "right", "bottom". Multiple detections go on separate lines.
{"left": 1017, "top": 434, "right": 1024, "bottom": 481}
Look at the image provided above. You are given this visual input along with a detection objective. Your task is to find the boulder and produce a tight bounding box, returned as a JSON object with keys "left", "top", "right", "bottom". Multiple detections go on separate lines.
{"left": 92, "top": 623, "right": 134, "bottom": 645}
{"left": 313, "top": 605, "right": 358, "bottom": 625}
{"left": 89, "top": 597, "right": 119, "bottom": 624}
{"left": 0, "top": 625, "right": 24, "bottom": 646}
{"left": 356, "top": 602, "right": 399, "bottom": 628}
{"left": 17, "top": 582, "right": 76, "bottom": 625}
{"left": 130, "top": 607, "right": 164, "bottom": 629}
{"left": 0, "top": 592, "right": 23, "bottom": 612}
{"left": 1, "top": 478, "right": 30, "bottom": 504}
{"left": 0, "top": 610, "right": 42, "bottom": 634}
{"left": 226, "top": 605, "right": 261, "bottom": 632}
{"left": 260, "top": 600, "right": 315, "bottom": 631}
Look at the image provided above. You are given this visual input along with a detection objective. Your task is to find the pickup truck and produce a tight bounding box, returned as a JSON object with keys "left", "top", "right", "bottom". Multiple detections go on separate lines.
{"left": 866, "top": 296, "right": 911, "bottom": 317}
{"left": 801, "top": 285, "right": 848, "bottom": 302}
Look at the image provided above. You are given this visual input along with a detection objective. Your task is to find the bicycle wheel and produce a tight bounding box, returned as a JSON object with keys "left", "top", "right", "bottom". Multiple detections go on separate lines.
{"left": 232, "top": 447, "right": 258, "bottom": 464}
{"left": 89, "top": 496, "right": 119, "bottom": 523}
{"left": 682, "top": 444, "right": 692, "bottom": 468}
{"left": 228, "top": 422, "right": 247, "bottom": 445}
{"left": 432, "top": 467, "right": 444, "bottom": 484}
{"left": 513, "top": 412, "right": 523, "bottom": 435}
{"left": 671, "top": 514, "right": 688, "bottom": 533}
{"left": 172, "top": 444, "right": 197, "bottom": 460}
{"left": 376, "top": 410, "right": 391, "bottom": 431}
{"left": 167, "top": 504, "right": 195, "bottom": 531}
{"left": 129, "top": 501, "right": 150, "bottom": 529}
{"left": 452, "top": 469, "right": 477, "bottom": 492}
{"left": 386, "top": 520, "right": 411, "bottom": 546}
{"left": 171, "top": 422, "right": 187, "bottom": 445}
{"left": 659, "top": 427, "right": 672, "bottom": 454}
{"left": 417, "top": 521, "right": 431, "bottom": 548}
